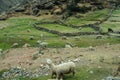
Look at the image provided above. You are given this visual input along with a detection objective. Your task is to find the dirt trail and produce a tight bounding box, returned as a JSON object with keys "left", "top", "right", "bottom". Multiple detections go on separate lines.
{"left": 0, "top": 44, "right": 120, "bottom": 71}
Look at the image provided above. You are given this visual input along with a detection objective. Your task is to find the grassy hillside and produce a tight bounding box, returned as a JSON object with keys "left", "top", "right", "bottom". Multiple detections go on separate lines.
{"left": 0, "top": 9, "right": 120, "bottom": 51}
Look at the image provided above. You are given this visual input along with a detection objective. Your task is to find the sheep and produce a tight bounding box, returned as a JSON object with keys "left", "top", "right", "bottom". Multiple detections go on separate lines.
{"left": 47, "top": 59, "right": 75, "bottom": 80}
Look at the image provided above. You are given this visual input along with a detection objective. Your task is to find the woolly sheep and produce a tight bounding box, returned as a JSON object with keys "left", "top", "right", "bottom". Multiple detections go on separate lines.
{"left": 47, "top": 59, "right": 75, "bottom": 80}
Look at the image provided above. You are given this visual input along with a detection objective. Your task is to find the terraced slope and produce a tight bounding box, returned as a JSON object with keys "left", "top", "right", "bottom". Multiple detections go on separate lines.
{"left": 0, "top": 8, "right": 120, "bottom": 50}
{"left": 101, "top": 8, "right": 120, "bottom": 33}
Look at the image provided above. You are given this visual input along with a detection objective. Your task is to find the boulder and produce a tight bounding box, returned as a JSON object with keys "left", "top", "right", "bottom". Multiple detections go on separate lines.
{"left": 12, "top": 43, "right": 19, "bottom": 48}
{"left": 29, "top": 36, "right": 34, "bottom": 40}
{"left": 15, "top": 6, "right": 25, "bottom": 12}
{"left": 22, "top": 43, "right": 30, "bottom": 48}
{"left": 0, "top": 13, "right": 8, "bottom": 20}
{"left": 105, "top": 76, "right": 120, "bottom": 80}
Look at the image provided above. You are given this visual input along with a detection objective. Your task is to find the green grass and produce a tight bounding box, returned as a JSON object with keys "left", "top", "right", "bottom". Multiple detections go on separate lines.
{"left": 32, "top": 67, "right": 111, "bottom": 80}
{"left": 0, "top": 66, "right": 114, "bottom": 80}
{"left": 65, "top": 36, "right": 120, "bottom": 47}
{"left": 101, "top": 8, "right": 120, "bottom": 33}
{"left": 0, "top": 8, "right": 120, "bottom": 50}
{"left": 101, "top": 22, "right": 120, "bottom": 32}
{"left": 0, "top": 9, "right": 120, "bottom": 80}
{"left": 84, "top": 9, "right": 109, "bottom": 21}
{"left": 65, "top": 9, "right": 109, "bottom": 26}
{"left": 112, "top": 9, "right": 120, "bottom": 15}
{"left": 39, "top": 23, "right": 80, "bottom": 33}
{"left": 0, "top": 17, "right": 58, "bottom": 50}
{"left": 66, "top": 17, "right": 95, "bottom": 26}
{"left": 80, "top": 27, "right": 97, "bottom": 32}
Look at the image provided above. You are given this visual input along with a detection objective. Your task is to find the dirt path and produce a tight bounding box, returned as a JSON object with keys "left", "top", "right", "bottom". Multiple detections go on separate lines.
{"left": 0, "top": 43, "right": 120, "bottom": 71}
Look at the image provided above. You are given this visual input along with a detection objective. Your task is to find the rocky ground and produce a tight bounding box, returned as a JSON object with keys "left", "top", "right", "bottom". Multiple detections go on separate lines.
{"left": 0, "top": 43, "right": 120, "bottom": 71}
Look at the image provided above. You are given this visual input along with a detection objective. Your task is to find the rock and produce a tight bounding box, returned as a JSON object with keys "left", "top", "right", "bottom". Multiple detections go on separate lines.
{"left": 37, "top": 40, "right": 41, "bottom": 44}
{"left": 48, "top": 79, "right": 58, "bottom": 80}
{"left": 0, "top": 13, "right": 8, "bottom": 20}
{"left": 65, "top": 44, "right": 72, "bottom": 48}
{"left": 27, "top": 29, "right": 31, "bottom": 32}
{"left": 2, "top": 66, "right": 33, "bottom": 79}
{"left": 88, "top": 46, "right": 95, "bottom": 51}
{"left": 39, "top": 50, "right": 44, "bottom": 55}
{"left": 74, "top": 37, "right": 80, "bottom": 40}
{"left": 12, "top": 43, "right": 19, "bottom": 48}
{"left": 89, "top": 70, "right": 94, "bottom": 74}
{"left": 3, "top": 33, "right": 8, "bottom": 36}
{"left": 23, "top": 43, "right": 30, "bottom": 48}
{"left": 40, "top": 42, "right": 48, "bottom": 49}
{"left": 61, "top": 36, "right": 67, "bottom": 40}
{"left": 78, "top": 27, "right": 82, "bottom": 30}
{"left": 29, "top": 36, "right": 34, "bottom": 40}
{"left": 65, "top": 43, "right": 72, "bottom": 48}
{"left": 32, "top": 6, "right": 39, "bottom": 16}
{"left": 96, "top": 35, "right": 102, "bottom": 39}
{"left": 108, "top": 28, "right": 114, "bottom": 33}
{"left": 105, "top": 76, "right": 120, "bottom": 80}
{"left": 0, "top": 26, "right": 5, "bottom": 30}
{"left": 73, "top": 58, "right": 80, "bottom": 62}
{"left": 53, "top": 8, "right": 63, "bottom": 15}
{"left": 15, "top": 6, "right": 25, "bottom": 12}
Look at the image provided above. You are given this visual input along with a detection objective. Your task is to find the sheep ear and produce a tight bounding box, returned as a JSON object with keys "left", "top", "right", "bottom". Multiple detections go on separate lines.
{"left": 46, "top": 58, "right": 52, "bottom": 64}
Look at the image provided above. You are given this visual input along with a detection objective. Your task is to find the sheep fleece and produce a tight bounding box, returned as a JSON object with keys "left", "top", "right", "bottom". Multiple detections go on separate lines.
{"left": 54, "top": 62, "right": 75, "bottom": 74}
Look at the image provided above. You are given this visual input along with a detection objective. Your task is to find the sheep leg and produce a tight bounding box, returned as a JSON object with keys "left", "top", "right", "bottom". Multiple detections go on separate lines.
{"left": 60, "top": 73, "right": 64, "bottom": 80}
{"left": 73, "top": 70, "right": 75, "bottom": 76}
{"left": 69, "top": 68, "right": 75, "bottom": 76}
{"left": 51, "top": 72, "right": 54, "bottom": 78}
{"left": 51, "top": 72, "right": 56, "bottom": 78}
{"left": 56, "top": 73, "right": 60, "bottom": 80}
{"left": 56, "top": 73, "right": 63, "bottom": 80}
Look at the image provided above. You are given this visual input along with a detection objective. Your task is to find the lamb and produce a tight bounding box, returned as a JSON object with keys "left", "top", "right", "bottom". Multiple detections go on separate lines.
{"left": 47, "top": 59, "right": 75, "bottom": 80}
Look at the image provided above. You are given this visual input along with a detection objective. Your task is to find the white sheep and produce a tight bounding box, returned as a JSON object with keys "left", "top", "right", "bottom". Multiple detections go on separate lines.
{"left": 47, "top": 59, "right": 75, "bottom": 80}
